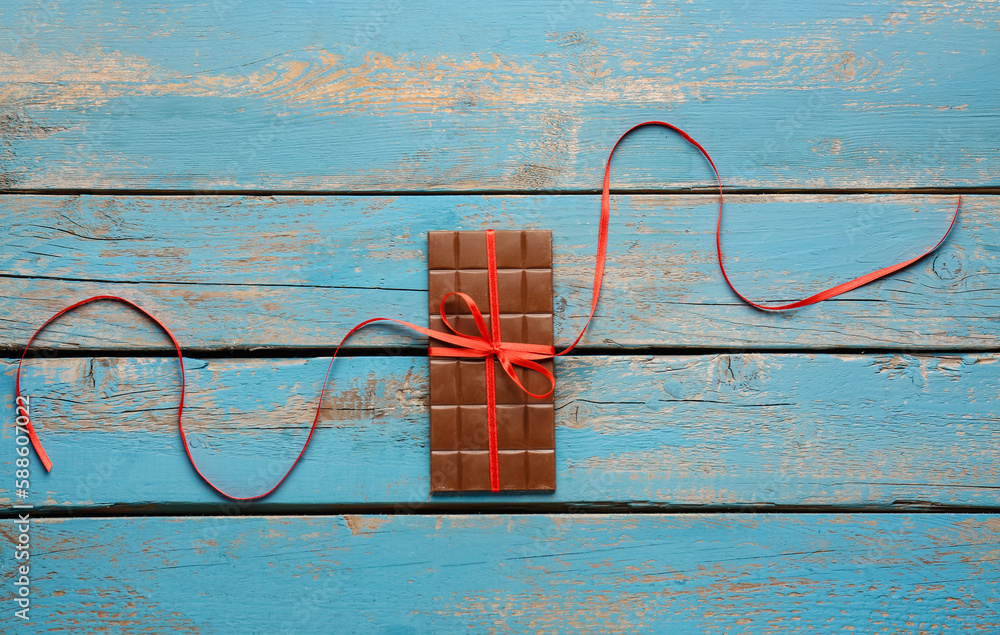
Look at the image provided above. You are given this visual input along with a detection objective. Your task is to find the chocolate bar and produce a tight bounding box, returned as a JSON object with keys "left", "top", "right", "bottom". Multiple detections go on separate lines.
{"left": 428, "top": 230, "right": 556, "bottom": 491}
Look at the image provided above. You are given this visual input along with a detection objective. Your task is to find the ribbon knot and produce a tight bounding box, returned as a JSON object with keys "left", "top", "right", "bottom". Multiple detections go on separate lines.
{"left": 427, "top": 289, "right": 556, "bottom": 400}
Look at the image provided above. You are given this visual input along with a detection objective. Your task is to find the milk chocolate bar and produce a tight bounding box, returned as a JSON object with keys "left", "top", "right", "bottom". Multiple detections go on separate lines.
{"left": 428, "top": 230, "right": 555, "bottom": 492}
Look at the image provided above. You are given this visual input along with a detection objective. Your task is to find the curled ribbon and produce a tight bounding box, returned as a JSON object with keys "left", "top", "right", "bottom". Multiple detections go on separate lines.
{"left": 15, "top": 121, "right": 960, "bottom": 500}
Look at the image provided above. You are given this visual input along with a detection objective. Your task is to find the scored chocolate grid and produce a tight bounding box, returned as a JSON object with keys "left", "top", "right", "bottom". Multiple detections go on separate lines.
{"left": 428, "top": 230, "right": 555, "bottom": 492}
{"left": 429, "top": 360, "right": 555, "bottom": 491}
{"left": 428, "top": 232, "right": 553, "bottom": 326}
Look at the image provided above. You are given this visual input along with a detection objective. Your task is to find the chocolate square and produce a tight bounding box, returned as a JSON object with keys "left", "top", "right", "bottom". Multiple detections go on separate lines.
{"left": 428, "top": 230, "right": 555, "bottom": 492}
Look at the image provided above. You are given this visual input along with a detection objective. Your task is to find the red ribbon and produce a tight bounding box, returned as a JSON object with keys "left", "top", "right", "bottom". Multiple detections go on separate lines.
{"left": 15, "top": 121, "right": 960, "bottom": 500}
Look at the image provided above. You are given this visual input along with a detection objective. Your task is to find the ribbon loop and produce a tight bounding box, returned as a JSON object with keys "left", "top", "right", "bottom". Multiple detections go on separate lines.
{"left": 584, "top": 121, "right": 961, "bottom": 318}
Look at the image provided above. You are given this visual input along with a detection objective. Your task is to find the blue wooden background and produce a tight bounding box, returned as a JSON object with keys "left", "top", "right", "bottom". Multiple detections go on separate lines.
{"left": 1, "top": 1, "right": 998, "bottom": 632}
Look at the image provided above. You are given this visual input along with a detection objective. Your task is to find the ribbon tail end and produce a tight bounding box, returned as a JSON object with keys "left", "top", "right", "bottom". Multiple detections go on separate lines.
{"left": 28, "top": 428, "right": 53, "bottom": 471}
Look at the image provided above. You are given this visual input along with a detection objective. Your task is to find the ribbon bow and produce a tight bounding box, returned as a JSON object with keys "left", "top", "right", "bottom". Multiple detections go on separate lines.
{"left": 428, "top": 289, "right": 556, "bottom": 399}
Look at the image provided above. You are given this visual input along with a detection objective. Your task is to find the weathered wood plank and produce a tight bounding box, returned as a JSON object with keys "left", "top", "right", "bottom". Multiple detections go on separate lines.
{"left": 1, "top": 1, "right": 996, "bottom": 190}
{"left": 1, "top": 514, "right": 997, "bottom": 632}
{"left": 4, "top": 353, "right": 998, "bottom": 509}
{"left": 2, "top": 194, "right": 991, "bottom": 351}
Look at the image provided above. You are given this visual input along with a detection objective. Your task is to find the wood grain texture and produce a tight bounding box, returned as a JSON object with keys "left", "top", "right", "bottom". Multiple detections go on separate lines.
{"left": 1, "top": 2, "right": 995, "bottom": 631}
{"left": 1, "top": 1, "right": 996, "bottom": 190}
{"left": 4, "top": 353, "right": 998, "bottom": 510}
{"left": 1, "top": 514, "right": 997, "bottom": 633}
{"left": 2, "top": 194, "right": 990, "bottom": 351}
